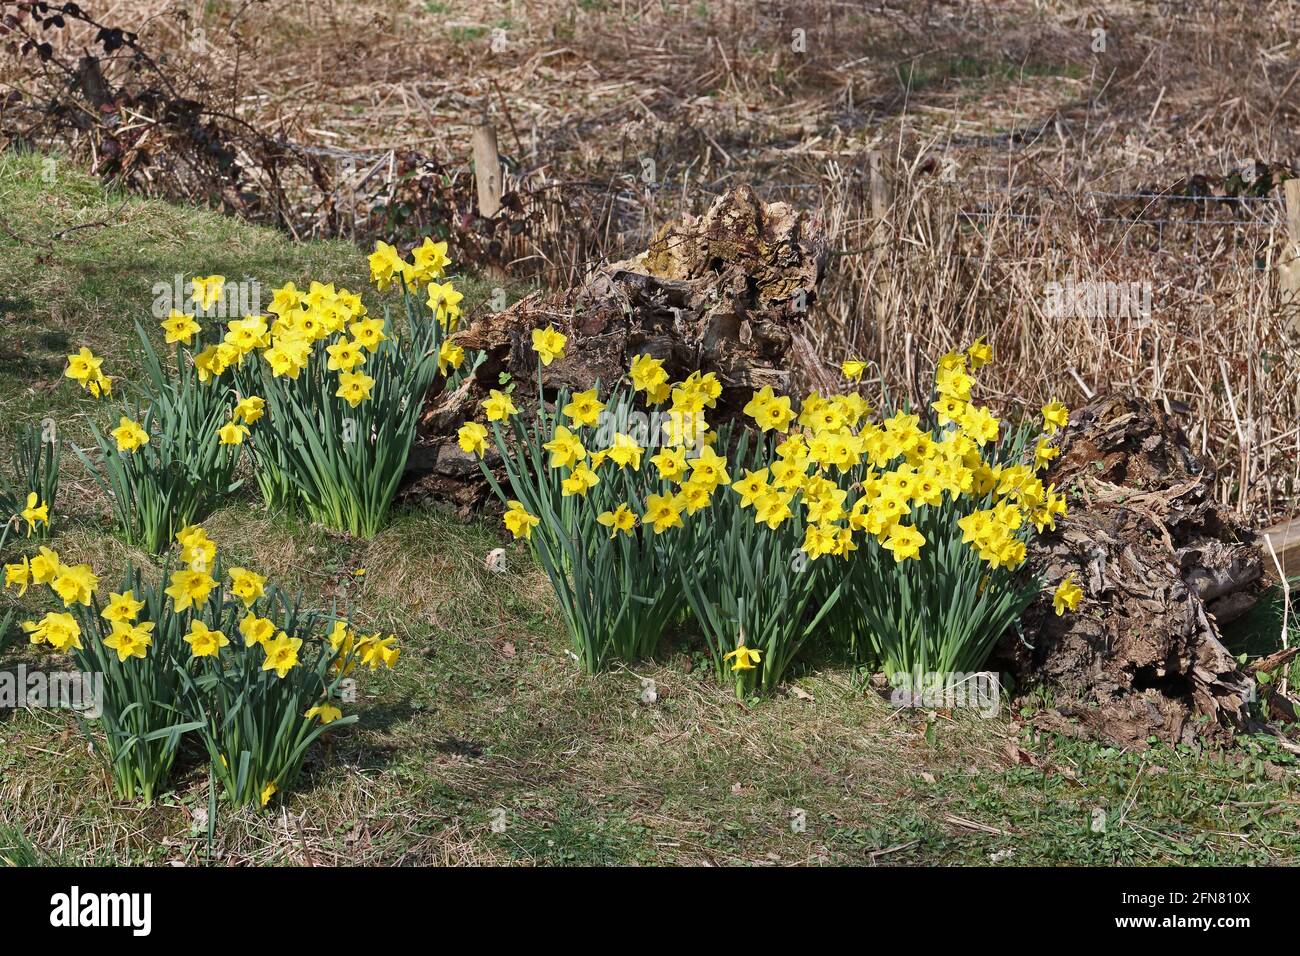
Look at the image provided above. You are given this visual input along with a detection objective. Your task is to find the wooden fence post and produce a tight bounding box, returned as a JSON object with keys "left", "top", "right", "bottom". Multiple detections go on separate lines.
{"left": 869, "top": 150, "right": 892, "bottom": 352}
{"left": 472, "top": 115, "right": 501, "bottom": 219}
{"left": 1279, "top": 179, "right": 1300, "bottom": 325}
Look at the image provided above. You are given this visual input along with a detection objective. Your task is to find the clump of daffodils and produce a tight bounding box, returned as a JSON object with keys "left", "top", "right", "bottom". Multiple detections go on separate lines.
{"left": 4, "top": 525, "right": 397, "bottom": 806}
{"left": 64, "top": 243, "right": 465, "bottom": 543}
{"left": 222, "top": 239, "right": 467, "bottom": 536}
{"left": 469, "top": 329, "right": 1078, "bottom": 692}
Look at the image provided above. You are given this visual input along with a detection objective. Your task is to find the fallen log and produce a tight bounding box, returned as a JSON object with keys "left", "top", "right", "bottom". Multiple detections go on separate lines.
{"left": 997, "top": 395, "right": 1268, "bottom": 747}
{"left": 403, "top": 185, "right": 828, "bottom": 513}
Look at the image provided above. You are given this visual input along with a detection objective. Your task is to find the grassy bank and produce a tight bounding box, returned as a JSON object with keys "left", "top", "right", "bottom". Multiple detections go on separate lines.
{"left": 1, "top": 153, "right": 1298, "bottom": 866}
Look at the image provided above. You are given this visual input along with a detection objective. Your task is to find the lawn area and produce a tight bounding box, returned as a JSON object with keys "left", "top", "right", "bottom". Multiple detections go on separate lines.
{"left": 2, "top": 152, "right": 1299, "bottom": 867}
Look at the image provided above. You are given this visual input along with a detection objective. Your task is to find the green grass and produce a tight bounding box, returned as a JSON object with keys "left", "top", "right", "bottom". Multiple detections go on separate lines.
{"left": 2, "top": 152, "right": 1299, "bottom": 866}
{"left": 1223, "top": 579, "right": 1300, "bottom": 686}
{"left": 0, "top": 150, "right": 499, "bottom": 445}
{"left": 895, "top": 53, "right": 1088, "bottom": 94}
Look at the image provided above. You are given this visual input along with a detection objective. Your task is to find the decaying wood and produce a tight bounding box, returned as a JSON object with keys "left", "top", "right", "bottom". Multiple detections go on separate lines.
{"left": 403, "top": 185, "right": 827, "bottom": 512}
{"left": 997, "top": 396, "right": 1268, "bottom": 748}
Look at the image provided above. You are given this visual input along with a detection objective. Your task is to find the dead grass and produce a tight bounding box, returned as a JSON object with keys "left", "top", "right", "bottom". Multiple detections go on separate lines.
{"left": 5, "top": 0, "right": 1297, "bottom": 517}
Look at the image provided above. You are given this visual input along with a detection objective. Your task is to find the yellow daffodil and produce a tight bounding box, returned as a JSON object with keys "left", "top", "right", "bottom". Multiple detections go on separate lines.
{"left": 30, "top": 546, "right": 61, "bottom": 584}
{"left": 305, "top": 702, "right": 343, "bottom": 724}
{"left": 562, "top": 388, "right": 604, "bottom": 428}
{"left": 103, "top": 620, "right": 154, "bottom": 663}
{"left": 967, "top": 337, "right": 992, "bottom": 369}
{"left": 161, "top": 309, "right": 201, "bottom": 345}
{"left": 326, "top": 620, "right": 356, "bottom": 657}
{"left": 596, "top": 504, "right": 637, "bottom": 537}
{"left": 753, "top": 489, "right": 795, "bottom": 529}
{"left": 724, "top": 644, "right": 762, "bottom": 672}
{"left": 678, "top": 479, "right": 714, "bottom": 515}
{"left": 192, "top": 344, "right": 222, "bottom": 384}
{"left": 642, "top": 492, "right": 684, "bottom": 533}
{"left": 604, "top": 433, "right": 644, "bottom": 470}
{"left": 426, "top": 281, "right": 464, "bottom": 329}
{"left": 1033, "top": 437, "right": 1059, "bottom": 471}
{"left": 1042, "top": 400, "right": 1070, "bottom": 435}
{"left": 1053, "top": 575, "right": 1083, "bottom": 615}
{"left": 937, "top": 350, "right": 966, "bottom": 372}
{"left": 225, "top": 315, "right": 266, "bottom": 352}
{"left": 233, "top": 395, "right": 266, "bottom": 424}
{"left": 681, "top": 371, "right": 722, "bottom": 408}
{"left": 22, "top": 612, "right": 81, "bottom": 651}
{"left": 483, "top": 389, "right": 518, "bottom": 422}
{"left": 841, "top": 359, "right": 867, "bottom": 382}
{"left": 227, "top": 567, "right": 266, "bottom": 607}
{"left": 325, "top": 338, "right": 366, "bottom": 372}
{"left": 629, "top": 354, "right": 668, "bottom": 395}
{"left": 530, "top": 325, "right": 567, "bottom": 366}
{"left": 357, "top": 634, "right": 401, "bottom": 669}
{"left": 503, "top": 500, "right": 540, "bottom": 539}
{"left": 882, "top": 523, "right": 926, "bottom": 562}
{"left": 51, "top": 562, "right": 96, "bottom": 607}
{"left": 936, "top": 365, "right": 973, "bottom": 402}
{"left": 336, "top": 370, "right": 376, "bottom": 408}
{"left": 184, "top": 619, "right": 229, "bottom": 658}
{"left": 20, "top": 492, "right": 48, "bottom": 536}
{"left": 176, "top": 525, "right": 216, "bottom": 571}
{"left": 267, "top": 281, "right": 303, "bottom": 316}
{"left": 260, "top": 781, "right": 278, "bottom": 806}
{"left": 458, "top": 421, "right": 490, "bottom": 457}
{"left": 101, "top": 590, "right": 143, "bottom": 624}
{"left": 261, "top": 632, "right": 303, "bottom": 678}
{"left": 687, "top": 445, "right": 730, "bottom": 489}
{"left": 650, "top": 445, "right": 688, "bottom": 482}
{"left": 4, "top": 556, "right": 32, "bottom": 596}
{"left": 769, "top": 457, "right": 807, "bottom": 492}
{"left": 165, "top": 568, "right": 217, "bottom": 612}
{"left": 110, "top": 417, "right": 149, "bottom": 454}
{"left": 932, "top": 396, "right": 966, "bottom": 427}
{"left": 64, "top": 346, "right": 103, "bottom": 385}
{"left": 218, "top": 421, "right": 250, "bottom": 445}
{"left": 731, "top": 468, "right": 770, "bottom": 508}
{"left": 349, "top": 318, "right": 388, "bottom": 352}
{"left": 543, "top": 425, "right": 586, "bottom": 469}
{"left": 438, "top": 339, "right": 465, "bottom": 374}
{"left": 84, "top": 368, "right": 113, "bottom": 399}
{"left": 191, "top": 275, "right": 226, "bottom": 310}
{"left": 411, "top": 237, "right": 451, "bottom": 282}
{"left": 240, "top": 613, "right": 276, "bottom": 648}
{"left": 663, "top": 410, "right": 709, "bottom": 451}
{"left": 561, "top": 463, "right": 600, "bottom": 497}
{"left": 754, "top": 394, "right": 794, "bottom": 432}
{"left": 368, "top": 240, "right": 404, "bottom": 291}
{"left": 958, "top": 404, "right": 999, "bottom": 446}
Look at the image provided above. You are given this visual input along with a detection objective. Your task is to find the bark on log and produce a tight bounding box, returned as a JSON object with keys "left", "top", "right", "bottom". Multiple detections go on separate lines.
{"left": 996, "top": 396, "right": 1267, "bottom": 748}
{"left": 404, "top": 185, "right": 827, "bottom": 512}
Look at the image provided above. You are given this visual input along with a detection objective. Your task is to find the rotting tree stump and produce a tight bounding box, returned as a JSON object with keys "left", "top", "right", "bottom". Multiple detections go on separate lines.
{"left": 404, "top": 185, "right": 828, "bottom": 513}
{"left": 996, "top": 396, "right": 1273, "bottom": 748}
